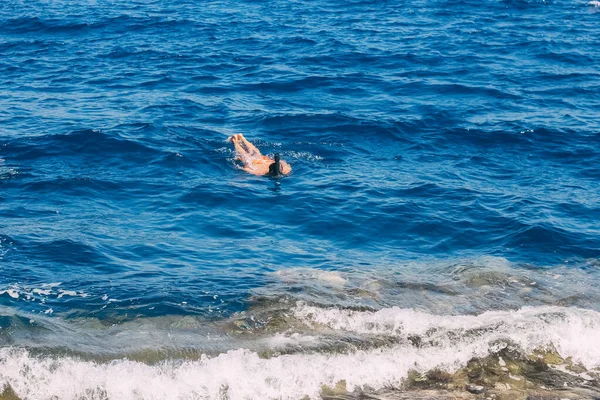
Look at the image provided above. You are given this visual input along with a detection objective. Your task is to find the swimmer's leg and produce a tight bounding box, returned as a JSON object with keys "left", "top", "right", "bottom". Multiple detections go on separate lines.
{"left": 232, "top": 136, "right": 251, "bottom": 165}
{"left": 228, "top": 134, "right": 244, "bottom": 144}
{"left": 238, "top": 134, "right": 263, "bottom": 157}
{"left": 232, "top": 137, "right": 246, "bottom": 156}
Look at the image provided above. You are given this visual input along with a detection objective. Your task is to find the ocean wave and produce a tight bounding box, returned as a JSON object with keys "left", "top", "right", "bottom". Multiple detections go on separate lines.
{"left": 292, "top": 303, "right": 600, "bottom": 369}
{"left": 0, "top": 17, "right": 89, "bottom": 34}
{"left": 258, "top": 257, "right": 600, "bottom": 314}
{"left": 0, "top": 15, "right": 196, "bottom": 36}
{"left": 8, "top": 239, "right": 110, "bottom": 272}
{"left": 1, "top": 305, "right": 600, "bottom": 399}
{"left": 2, "top": 129, "right": 161, "bottom": 161}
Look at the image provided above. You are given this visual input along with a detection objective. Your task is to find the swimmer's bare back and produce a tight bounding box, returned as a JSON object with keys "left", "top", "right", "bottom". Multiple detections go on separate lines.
{"left": 228, "top": 134, "right": 292, "bottom": 176}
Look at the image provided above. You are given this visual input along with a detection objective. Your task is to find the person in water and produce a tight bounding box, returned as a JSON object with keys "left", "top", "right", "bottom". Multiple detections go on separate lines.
{"left": 229, "top": 133, "right": 292, "bottom": 176}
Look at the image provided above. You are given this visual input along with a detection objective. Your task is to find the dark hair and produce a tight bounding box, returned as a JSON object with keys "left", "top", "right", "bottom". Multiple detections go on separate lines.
{"left": 268, "top": 153, "right": 282, "bottom": 176}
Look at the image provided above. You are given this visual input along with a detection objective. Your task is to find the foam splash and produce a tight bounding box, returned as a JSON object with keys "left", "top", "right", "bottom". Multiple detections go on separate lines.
{"left": 266, "top": 332, "right": 320, "bottom": 349}
{"left": 57, "top": 289, "right": 88, "bottom": 299}
{"left": 293, "top": 303, "right": 600, "bottom": 370}
{"left": 286, "top": 151, "right": 324, "bottom": 162}
{"left": 0, "top": 343, "right": 475, "bottom": 400}
{"left": 0, "top": 289, "right": 19, "bottom": 299}
{"left": 0, "top": 157, "right": 18, "bottom": 180}
{"left": 1, "top": 305, "right": 600, "bottom": 399}
{"left": 0, "top": 283, "right": 88, "bottom": 308}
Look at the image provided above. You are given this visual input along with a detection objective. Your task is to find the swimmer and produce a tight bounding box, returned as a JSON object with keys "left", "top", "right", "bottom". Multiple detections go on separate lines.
{"left": 228, "top": 133, "right": 292, "bottom": 176}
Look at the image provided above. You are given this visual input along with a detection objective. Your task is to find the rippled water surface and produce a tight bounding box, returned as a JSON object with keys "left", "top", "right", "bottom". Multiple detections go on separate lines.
{"left": 0, "top": 0, "right": 599, "bottom": 399}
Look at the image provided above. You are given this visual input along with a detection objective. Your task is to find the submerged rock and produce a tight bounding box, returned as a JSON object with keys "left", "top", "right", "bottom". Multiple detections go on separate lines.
{"left": 0, "top": 386, "right": 20, "bottom": 400}
{"left": 405, "top": 369, "right": 454, "bottom": 390}
{"left": 466, "top": 384, "right": 485, "bottom": 394}
{"left": 397, "top": 345, "right": 600, "bottom": 400}
{"left": 321, "top": 380, "right": 348, "bottom": 397}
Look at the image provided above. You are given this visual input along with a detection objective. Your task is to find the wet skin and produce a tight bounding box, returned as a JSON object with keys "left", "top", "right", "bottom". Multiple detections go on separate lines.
{"left": 229, "top": 134, "right": 292, "bottom": 176}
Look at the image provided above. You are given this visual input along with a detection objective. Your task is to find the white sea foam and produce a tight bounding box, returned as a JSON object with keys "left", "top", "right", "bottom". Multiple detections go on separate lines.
{"left": 0, "top": 160, "right": 18, "bottom": 179}
{"left": 285, "top": 151, "right": 324, "bottom": 162}
{"left": 0, "top": 345, "right": 449, "bottom": 400}
{"left": 32, "top": 288, "right": 53, "bottom": 296}
{"left": 0, "top": 283, "right": 87, "bottom": 307}
{"left": 41, "top": 282, "right": 62, "bottom": 288}
{"left": 266, "top": 332, "right": 319, "bottom": 349}
{"left": 0, "top": 289, "right": 19, "bottom": 299}
{"left": 293, "top": 303, "right": 600, "bottom": 370}
{"left": 1, "top": 305, "right": 600, "bottom": 400}
{"left": 57, "top": 289, "right": 88, "bottom": 299}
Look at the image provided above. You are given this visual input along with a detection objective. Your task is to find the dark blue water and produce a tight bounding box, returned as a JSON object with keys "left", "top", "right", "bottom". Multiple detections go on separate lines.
{"left": 0, "top": 1, "right": 599, "bottom": 398}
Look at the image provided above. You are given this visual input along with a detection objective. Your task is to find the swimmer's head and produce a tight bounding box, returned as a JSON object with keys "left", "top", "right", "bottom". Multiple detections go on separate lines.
{"left": 268, "top": 154, "right": 282, "bottom": 177}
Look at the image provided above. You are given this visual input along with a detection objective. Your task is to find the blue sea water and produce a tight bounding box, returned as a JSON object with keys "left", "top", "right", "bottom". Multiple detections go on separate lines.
{"left": 0, "top": 0, "right": 599, "bottom": 399}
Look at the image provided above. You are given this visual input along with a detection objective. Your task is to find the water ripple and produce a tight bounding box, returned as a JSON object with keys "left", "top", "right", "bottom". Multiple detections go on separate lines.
{"left": 0, "top": 0, "right": 598, "bottom": 383}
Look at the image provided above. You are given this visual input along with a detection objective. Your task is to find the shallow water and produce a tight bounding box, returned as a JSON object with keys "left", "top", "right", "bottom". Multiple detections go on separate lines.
{"left": 0, "top": 0, "right": 599, "bottom": 399}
